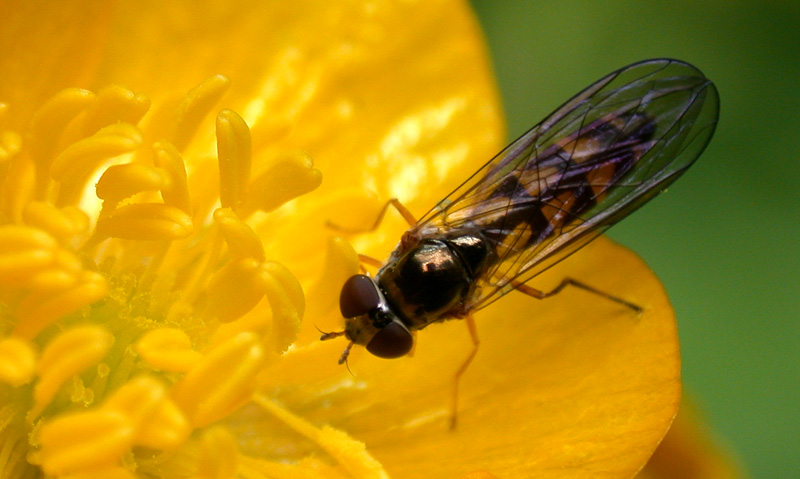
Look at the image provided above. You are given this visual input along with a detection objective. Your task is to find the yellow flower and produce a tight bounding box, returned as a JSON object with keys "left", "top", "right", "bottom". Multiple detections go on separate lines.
{"left": 0, "top": 1, "right": 681, "bottom": 478}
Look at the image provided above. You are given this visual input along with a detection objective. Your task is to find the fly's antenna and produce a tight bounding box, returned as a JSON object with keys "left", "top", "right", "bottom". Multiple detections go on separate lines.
{"left": 318, "top": 329, "right": 346, "bottom": 341}
{"left": 318, "top": 329, "right": 354, "bottom": 372}
{"left": 339, "top": 341, "right": 355, "bottom": 375}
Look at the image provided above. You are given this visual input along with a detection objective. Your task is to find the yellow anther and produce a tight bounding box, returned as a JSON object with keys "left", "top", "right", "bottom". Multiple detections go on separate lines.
{"left": 206, "top": 258, "right": 264, "bottom": 322}
{"left": 152, "top": 141, "right": 191, "bottom": 214}
{"left": 25, "top": 268, "right": 78, "bottom": 293}
{"left": 95, "top": 203, "right": 193, "bottom": 240}
{"left": 103, "top": 376, "right": 191, "bottom": 450}
{"left": 213, "top": 208, "right": 265, "bottom": 262}
{"left": 135, "top": 328, "right": 202, "bottom": 372}
{"left": 0, "top": 130, "right": 22, "bottom": 162}
{"left": 39, "top": 408, "right": 134, "bottom": 476}
{"left": 197, "top": 427, "right": 239, "bottom": 479}
{"left": 0, "top": 225, "right": 57, "bottom": 287}
{"left": 23, "top": 202, "right": 85, "bottom": 239}
{"left": 95, "top": 163, "right": 170, "bottom": 203}
{"left": 34, "top": 325, "right": 113, "bottom": 411}
{"left": 50, "top": 123, "right": 143, "bottom": 204}
{"left": 216, "top": 109, "right": 252, "bottom": 210}
{"left": 29, "top": 88, "right": 96, "bottom": 166}
{"left": 0, "top": 224, "right": 58, "bottom": 252}
{"left": 171, "top": 74, "right": 231, "bottom": 151}
{"left": 0, "top": 337, "right": 36, "bottom": 386}
{"left": 171, "top": 332, "right": 265, "bottom": 428}
{"left": 258, "top": 261, "right": 305, "bottom": 353}
{"left": 254, "top": 395, "right": 389, "bottom": 479}
{"left": 14, "top": 271, "right": 108, "bottom": 339}
{"left": 61, "top": 206, "right": 90, "bottom": 234}
{"left": 0, "top": 154, "right": 36, "bottom": 223}
{"left": 101, "top": 376, "right": 164, "bottom": 421}
{"left": 82, "top": 85, "right": 151, "bottom": 136}
{"left": 133, "top": 394, "right": 191, "bottom": 450}
{"left": 244, "top": 150, "right": 322, "bottom": 214}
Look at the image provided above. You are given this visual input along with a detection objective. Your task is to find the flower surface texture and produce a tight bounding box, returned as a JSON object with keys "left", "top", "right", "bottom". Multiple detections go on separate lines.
{"left": 0, "top": 0, "right": 680, "bottom": 478}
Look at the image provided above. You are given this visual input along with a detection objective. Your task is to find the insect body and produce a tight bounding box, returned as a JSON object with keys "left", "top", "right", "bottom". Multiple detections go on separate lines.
{"left": 323, "top": 59, "right": 719, "bottom": 367}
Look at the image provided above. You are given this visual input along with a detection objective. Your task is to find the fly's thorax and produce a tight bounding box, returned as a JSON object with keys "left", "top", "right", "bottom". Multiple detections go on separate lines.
{"left": 377, "top": 234, "right": 495, "bottom": 327}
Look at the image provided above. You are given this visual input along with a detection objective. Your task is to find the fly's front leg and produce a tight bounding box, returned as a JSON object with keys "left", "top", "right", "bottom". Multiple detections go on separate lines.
{"left": 327, "top": 197, "right": 417, "bottom": 233}
{"left": 450, "top": 315, "right": 479, "bottom": 430}
{"left": 513, "top": 278, "right": 643, "bottom": 313}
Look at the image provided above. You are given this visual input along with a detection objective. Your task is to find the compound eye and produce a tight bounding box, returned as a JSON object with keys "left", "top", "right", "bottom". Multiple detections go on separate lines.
{"left": 339, "top": 275, "right": 381, "bottom": 318}
{"left": 366, "top": 321, "right": 413, "bottom": 359}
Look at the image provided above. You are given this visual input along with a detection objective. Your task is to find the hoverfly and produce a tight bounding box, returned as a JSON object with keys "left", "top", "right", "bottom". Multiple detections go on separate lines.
{"left": 322, "top": 59, "right": 718, "bottom": 423}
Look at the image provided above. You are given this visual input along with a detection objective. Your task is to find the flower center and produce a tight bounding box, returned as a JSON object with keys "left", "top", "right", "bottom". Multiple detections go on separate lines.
{"left": 0, "top": 76, "right": 385, "bottom": 478}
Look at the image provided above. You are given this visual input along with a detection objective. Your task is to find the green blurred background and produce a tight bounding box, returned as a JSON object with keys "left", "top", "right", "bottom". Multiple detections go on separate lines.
{"left": 470, "top": 1, "right": 799, "bottom": 477}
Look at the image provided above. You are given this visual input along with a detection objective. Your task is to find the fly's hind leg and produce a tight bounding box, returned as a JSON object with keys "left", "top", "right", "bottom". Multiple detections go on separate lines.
{"left": 450, "top": 315, "right": 479, "bottom": 430}
{"left": 327, "top": 198, "right": 417, "bottom": 233}
{"left": 513, "top": 278, "right": 643, "bottom": 313}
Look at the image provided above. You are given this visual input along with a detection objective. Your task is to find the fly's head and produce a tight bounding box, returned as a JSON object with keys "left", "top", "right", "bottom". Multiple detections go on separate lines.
{"left": 320, "top": 274, "right": 413, "bottom": 364}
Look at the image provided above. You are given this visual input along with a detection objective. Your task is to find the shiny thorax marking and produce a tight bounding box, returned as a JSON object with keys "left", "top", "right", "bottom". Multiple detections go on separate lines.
{"left": 321, "top": 59, "right": 719, "bottom": 427}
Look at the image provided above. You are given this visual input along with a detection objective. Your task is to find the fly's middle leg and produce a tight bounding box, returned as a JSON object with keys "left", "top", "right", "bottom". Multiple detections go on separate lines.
{"left": 513, "top": 278, "right": 643, "bottom": 313}
{"left": 450, "top": 314, "right": 480, "bottom": 430}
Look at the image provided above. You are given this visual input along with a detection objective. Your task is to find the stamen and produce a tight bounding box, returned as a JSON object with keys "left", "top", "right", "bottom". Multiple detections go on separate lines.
{"left": 22, "top": 202, "right": 88, "bottom": 239}
{"left": 13, "top": 271, "right": 107, "bottom": 339}
{"left": 50, "top": 123, "right": 143, "bottom": 206}
{"left": 135, "top": 328, "right": 202, "bottom": 373}
{"left": 206, "top": 258, "right": 265, "bottom": 322}
{"left": 197, "top": 427, "right": 239, "bottom": 479}
{"left": 242, "top": 150, "right": 321, "bottom": 215}
{"left": 28, "top": 88, "right": 95, "bottom": 173}
{"left": 102, "top": 376, "right": 191, "bottom": 450}
{"left": 170, "top": 74, "right": 231, "bottom": 152}
{"left": 216, "top": 109, "right": 252, "bottom": 210}
{"left": 253, "top": 395, "right": 390, "bottom": 479}
{"left": 152, "top": 141, "right": 191, "bottom": 214}
{"left": 95, "top": 163, "right": 171, "bottom": 206}
{"left": 0, "top": 337, "right": 36, "bottom": 387}
{"left": 0, "top": 130, "right": 22, "bottom": 162}
{"left": 38, "top": 408, "right": 134, "bottom": 476}
{"left": 170, "top": 332, "right": 266, "bottom": 428}
{"left": 81, "top": 85, "right": 150, "bottom": 137}
{"left": 258, "top": 261, "right": 305, "bottom": 353}
{"left": 33, "top": 326, "right": 113, "bottom": 415}
{"left": 213, "top": 207, "right": 265, "bottom": 262}
{"left": 94, "top": 203, "right": 193, "bottom": 241}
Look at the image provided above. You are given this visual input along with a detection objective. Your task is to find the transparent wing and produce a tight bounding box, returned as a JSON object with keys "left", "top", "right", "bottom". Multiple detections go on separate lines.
{"left": 410, "top": 58, "right": 719, "bottom": 310}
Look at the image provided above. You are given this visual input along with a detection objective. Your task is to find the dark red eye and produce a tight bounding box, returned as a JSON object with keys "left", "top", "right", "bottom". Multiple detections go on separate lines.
{"left": 339, "top": 275, "right": 381, "bottom": 318}
{"left": 366, "top": 321, "right": 413, "bottom": 359}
